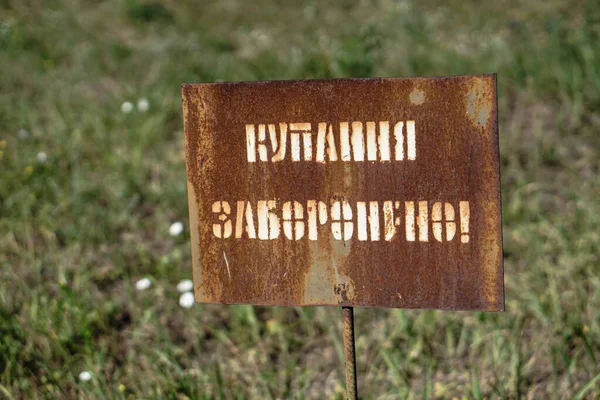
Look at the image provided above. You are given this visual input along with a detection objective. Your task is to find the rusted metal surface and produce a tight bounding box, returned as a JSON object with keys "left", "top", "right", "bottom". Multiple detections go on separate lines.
{"left": 182, "top": 75, "right": 504, "bottom": 311}
{"left": 342, "top": 306, "right": 358, "bottom": 399}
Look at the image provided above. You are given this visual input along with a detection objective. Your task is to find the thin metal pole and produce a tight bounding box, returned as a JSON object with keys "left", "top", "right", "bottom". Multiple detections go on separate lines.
{"left": 342, "top": 306, "right": 358, "bottom": 399}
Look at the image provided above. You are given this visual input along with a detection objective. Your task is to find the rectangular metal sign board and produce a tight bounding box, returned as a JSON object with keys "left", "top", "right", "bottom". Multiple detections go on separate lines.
{"left": 182, "top": 75, "right": 504, "bottom": 311}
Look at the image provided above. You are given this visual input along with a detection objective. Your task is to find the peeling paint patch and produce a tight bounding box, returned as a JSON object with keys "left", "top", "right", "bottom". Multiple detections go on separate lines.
{"left": 334, "top": 278, "right": 356, "bottom": 303}
{"left": 465, "top": 78, "right": 493, "bottom": 129}
{"left": 409, "top": 88, "right": 426, "bottom": 105}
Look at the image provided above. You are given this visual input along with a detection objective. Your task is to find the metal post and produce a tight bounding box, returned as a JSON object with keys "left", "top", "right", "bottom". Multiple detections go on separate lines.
{"left": 342, "top": 306, "right": 357, "bottom": 399}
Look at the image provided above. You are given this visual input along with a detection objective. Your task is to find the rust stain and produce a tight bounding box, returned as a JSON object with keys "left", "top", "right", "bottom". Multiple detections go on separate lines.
{"left": 181, "top": 74, "right": 504, "bottom": 311}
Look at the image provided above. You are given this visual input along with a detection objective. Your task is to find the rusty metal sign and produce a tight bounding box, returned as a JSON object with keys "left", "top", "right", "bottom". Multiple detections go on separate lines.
{"left": 182, "top": 75, "right": 504, "bottom": 311}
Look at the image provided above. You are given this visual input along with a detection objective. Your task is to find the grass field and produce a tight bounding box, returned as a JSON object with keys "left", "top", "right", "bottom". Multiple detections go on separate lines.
{"left": 1, "top": 0, "right": 599, "bottom": 398}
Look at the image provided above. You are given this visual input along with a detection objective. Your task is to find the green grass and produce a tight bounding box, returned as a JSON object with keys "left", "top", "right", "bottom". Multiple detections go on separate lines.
{"left": 1, "top": 0, "right": 599, "bottom": 398}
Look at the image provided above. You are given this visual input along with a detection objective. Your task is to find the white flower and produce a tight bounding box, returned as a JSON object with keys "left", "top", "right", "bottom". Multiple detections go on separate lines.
{"left": 121, "top": 101, "right": 134, "bottom": 113}
{"left": 18, "top": 129, "right": 29, "bottom": 139}
{"left": 137, "top": 97, "right": 150, "bottom": 112}
{"left": 169, "top": 221, "right": 184, "bottom": 237}
{"left": 36, "top": 152, "right": 47, "bottom": 163}
{"left": 179, "top": 292, "right": 195, "bottom": 308}
{"left": 135, "top": 277, "right": 152, "bottom": 291}
{"left": 78, "top": 371, "right": 92, "bottom": 382}
{"left": 176, "top": 279, "right": 194, "bottom": 293}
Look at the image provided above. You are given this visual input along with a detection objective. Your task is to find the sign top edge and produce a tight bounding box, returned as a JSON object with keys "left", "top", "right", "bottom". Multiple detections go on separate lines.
{"left": 181, "top": 73, "right": 497, "bottom": 89}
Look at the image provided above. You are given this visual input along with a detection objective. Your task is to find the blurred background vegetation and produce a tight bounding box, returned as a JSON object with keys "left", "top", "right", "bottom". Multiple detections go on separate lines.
{"left": 1, "top": 0, "right": 599, "bottom": 398}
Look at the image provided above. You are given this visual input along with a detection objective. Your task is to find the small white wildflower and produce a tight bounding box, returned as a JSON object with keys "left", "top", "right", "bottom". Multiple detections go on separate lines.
{"left": 78, "top": 371, "right": 92, "bottom": 382}
{"left": 176, "top": 279, "right": 194, "bottom": 293}
{"left": 137, "top": 97, "right": 150, "bottom": 112}
{"left": 169, "top": 221, "right": 184, "bottom": 237}
{"left": 18, "top": 129, "right": 29, "bottom": 139}
{"left": 120, "top": 101, "right": 134, "bottom": 113}
{"left": 135, "top": 277, "right": 152, "bottom": 291}
{"left": 179, "top": 292, "right": 195, "bottom": 308}
{"left": 36, "top": 152, "right": 47, "bottom": 163}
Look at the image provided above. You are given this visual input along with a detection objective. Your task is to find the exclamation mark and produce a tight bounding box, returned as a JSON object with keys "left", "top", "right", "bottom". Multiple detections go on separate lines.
{"left": 460, "top": 201, "right": 470, "bottom": 243}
